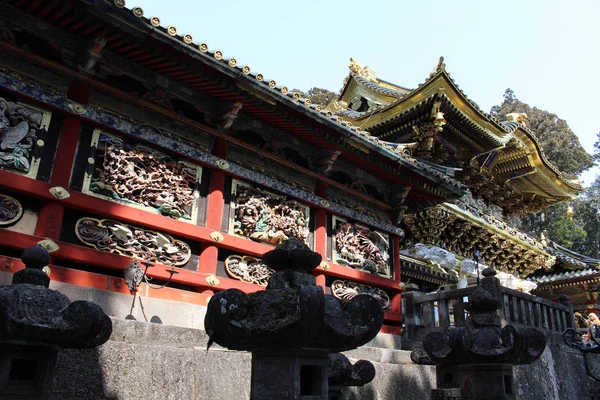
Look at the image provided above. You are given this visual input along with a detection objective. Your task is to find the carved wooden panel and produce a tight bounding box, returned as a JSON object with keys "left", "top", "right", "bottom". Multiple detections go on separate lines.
{"left": 229, "top": 180, "right": 310, "bottom": 245}
{"left": 0, "top": 97, "right": 51, "bottom": 178}
{"left": 331, "top": 216, "right": 391, "bottom": 278}
{"left": 82, "top": 129, "right": 202, "bottom": 222}
{"left": 331, "top": 280, "right": 390, "bottom": 309}
{"left": 0, "top": 193, "right": 23, "bottom": 226}
{"left": 225, "top": 254, "right": 274, "bottom": 286}
{"left": 75, "top": 217, "right": 191, "bottom": 266}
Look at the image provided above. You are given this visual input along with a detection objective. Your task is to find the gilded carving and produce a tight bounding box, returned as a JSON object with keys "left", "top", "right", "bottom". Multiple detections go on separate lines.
{"left": 0, "top": 98, "right": 51, "bottom": 178}
{"left": 403, "top": 205, "right": 556, "bottom": 277}
{"left": 331, "top": 280, "right": 390, "bottom": 309}
{"left": 75, "top": 217, "right": 191, "bottom": 266}
{"left": 333, "top": 217, "right": 390, "bottom": 278}
{"left": 83, "top": 130, "right": 202, "bottom": 221}
{"left": 230, "top": 181, "right": 310, "bottom": 245}
{"left": 225, "top": 254, "right": 274, "bottom": 286}
{"left": 0, "top": 194, "right": 23, "bottom": 226}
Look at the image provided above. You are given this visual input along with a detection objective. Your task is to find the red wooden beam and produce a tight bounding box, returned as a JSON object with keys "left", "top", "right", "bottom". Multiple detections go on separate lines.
{"left": 0, "top": 229, "right": 263, "bottom": 294}
{"left": 0, "top": 171, "right": 275, "bottom": 257}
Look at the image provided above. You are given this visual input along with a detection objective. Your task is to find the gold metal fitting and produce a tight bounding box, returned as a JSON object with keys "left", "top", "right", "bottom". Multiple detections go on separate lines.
{"left": 256, "top": 73, "right": 264, "bottom": 81}
{"left": 228, "top": 58, "right": 237, "bottom": 67}
{"left": 199, "top": 43, "right": 208, "bottom": 52}
{"left": 214, "top": 51, "right": 223, "bottom": 60}
{"left": 292, "top": 92, "right": 301, "bottom": 100}
{"left": 242, "top": 65, "right": 251, "bottom": 74}
{"left": 205, "top": 275, "right": 220, "bottom": 286}
{"left": 280, "top": 86, "right": 288, "bottom": 94}
{"left": 150, "top": 16, "right": 160, "bottom": 27}
{"left": 167, "top": 26, "right": 177, "bottom": 36}
{"left": 315, "top": 105, "right": 322, "bottom": 112}
{"left": 304, "top": 99, "right": 312, "bottom": 107}
{"left": 183, "top": 34, "right": 193, "bottom": 44}
{"left": 114, "top": 0, "right": 125, "bottom": 8}
{"left": 268, "top": 80, "right": 276, "bottom": 88}
{"left": 210, "top": 231, "right": 224, "bottom": 242}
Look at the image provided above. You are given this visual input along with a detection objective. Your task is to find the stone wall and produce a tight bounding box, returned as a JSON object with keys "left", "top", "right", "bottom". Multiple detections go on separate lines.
{"left": 49, "top": 318, "right": 593, "bottom": 400}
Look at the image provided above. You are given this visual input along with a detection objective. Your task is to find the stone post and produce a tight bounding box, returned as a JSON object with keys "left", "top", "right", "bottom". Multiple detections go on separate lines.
{"left": 411, "top": 268, "right": 546, "bottom": 400}
{"left": 0, "top": 245, "right": 112, "bottom": 399}
{"left": 204, "top": 239, "right": 384, "bottom": 400}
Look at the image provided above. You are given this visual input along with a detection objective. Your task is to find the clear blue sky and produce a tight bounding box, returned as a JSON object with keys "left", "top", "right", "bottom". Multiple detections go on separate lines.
{"left": 132, "top": 0, "right": 599, "bottom": 186}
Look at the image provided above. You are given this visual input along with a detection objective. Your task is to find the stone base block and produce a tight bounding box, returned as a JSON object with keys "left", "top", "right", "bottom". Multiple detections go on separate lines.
{"left": 251, "top": 350, "right": 329, "bottom": 400}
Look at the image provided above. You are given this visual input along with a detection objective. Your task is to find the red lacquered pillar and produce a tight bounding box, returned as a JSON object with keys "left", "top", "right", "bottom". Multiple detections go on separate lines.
{"left": 198, "top": 139, "right": 227, "bottom": 275}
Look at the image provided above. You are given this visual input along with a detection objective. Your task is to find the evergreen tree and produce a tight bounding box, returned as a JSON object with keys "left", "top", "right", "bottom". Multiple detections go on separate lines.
{"left": 293, "top": 87, "right": 337, "bottom": 106}
{"left": 491, "top": 89, "right": 598, "bottom": 256}
{"left": 490, "top": 89, "right": 593, "bottom": 175}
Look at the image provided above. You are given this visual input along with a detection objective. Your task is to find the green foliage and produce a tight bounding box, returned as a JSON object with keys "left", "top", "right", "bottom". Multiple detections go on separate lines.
{"left": 491, "top": 89, "right": 598, "bottom": 256}
{"left": 293, "top": 87, "right": 337, "bottom": 106}
{"left": 490, "top": 89, "right": 593, "bottom": 175}
{"left": 520, "top": 178, "right": 600, "bottom": 258}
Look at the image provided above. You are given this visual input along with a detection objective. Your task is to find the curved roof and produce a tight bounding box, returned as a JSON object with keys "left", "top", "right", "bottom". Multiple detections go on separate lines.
{"left": 334, "top": 58, "right": 584, "bottom": 200}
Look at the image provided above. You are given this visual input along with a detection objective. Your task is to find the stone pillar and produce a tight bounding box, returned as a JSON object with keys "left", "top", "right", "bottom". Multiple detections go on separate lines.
{"left": 251, "top": 350, "right": 329, "bottom": 400}
{"left": 0, "top": 245, "right": 112, "bottom": 399}
{"left": 460, "top": 364, "right": 515, "bottom": 400}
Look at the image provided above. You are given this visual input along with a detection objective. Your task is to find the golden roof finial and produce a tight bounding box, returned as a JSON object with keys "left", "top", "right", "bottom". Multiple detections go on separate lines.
{"left": 348, "top": 58, "right": 378, "bottom": 83}
{"left": 436, "top": 56, "right": 445, "bottom": 71}
{"left": 506, "top": 112, "right": 528, "bottom": 125}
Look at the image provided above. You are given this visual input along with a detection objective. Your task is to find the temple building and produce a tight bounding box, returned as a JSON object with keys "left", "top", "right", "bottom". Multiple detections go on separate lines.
{"left": 0, "top": 0, "right": 596, "bottom": 383}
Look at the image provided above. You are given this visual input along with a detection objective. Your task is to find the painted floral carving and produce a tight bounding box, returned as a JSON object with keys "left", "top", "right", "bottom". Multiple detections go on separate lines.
{"left": 0, "top": 193, "right": 23, "bottom": 226}
{"left": 331, "top": 280, "right": 390, "bottom": 309}
{"left": 333, "top": 218, "right": 390, "bottom": 277}
{"left": 0, "top": 97, "right": 49, "bottom": 177}
{"left": 225, "top": 254, "right": 274, "bottom": 286}
{"left": 75, "top": 217, "right": 191, "bottom": 266}
{"left": 231, "top": 181, "right": 309, "bottom": 245}
{"left": 85, "top": 130, "right": 201, "bottom": 220}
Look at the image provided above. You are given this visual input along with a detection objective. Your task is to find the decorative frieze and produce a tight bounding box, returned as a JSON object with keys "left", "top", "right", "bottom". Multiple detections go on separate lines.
{"left": 332, "top": 216, "right": 391, "bottom": 278}
{"left": 225, "top": 254, "right": 274, "bottom": 286}
{"left": 0, "top": 72, "right": 402, "bottom": 236}
{"left": 83, "top": 129, "right": 202, "bottom": 221}
{"left": 403, "top": 205, "right": 556, "bottom": 277}
{"left": 0, "top": 97, "right": 51, "bottom": 178}
{"left": 230, "top": 180, "right": 310, "bottom": 245}
{"left": 0, "top": 193, "right": 23, "bottom": 226}
{"left": 331, "top": 280, "right": 390, "bottom": 309}
{"left": 75, "top": 217, "right": 191, "bottom": 266}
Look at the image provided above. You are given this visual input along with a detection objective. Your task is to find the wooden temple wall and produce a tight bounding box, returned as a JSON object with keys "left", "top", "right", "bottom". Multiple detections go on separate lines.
{"left": 0, "top": 73, "right": 404, "bottom": 335}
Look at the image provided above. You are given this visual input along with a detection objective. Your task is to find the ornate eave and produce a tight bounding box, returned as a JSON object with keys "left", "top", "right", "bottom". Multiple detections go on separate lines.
{"left": 332, "top": 58, "right": 584, "bottom": 203}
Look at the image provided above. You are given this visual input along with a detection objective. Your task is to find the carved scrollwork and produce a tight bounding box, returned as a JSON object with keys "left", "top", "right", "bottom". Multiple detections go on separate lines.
{"left": 331, "top": 280, "right": 390, "bottom": 309}
{"left": 0, "top": 97, "right": 51, "bottom": 178}
{"left": 75, "top": 217, "right": 191, "bottom": 266}
{"left": 225, "top": 254, "right": 274, "bottom": 286}
{"left": 230, "top": 181, "right": 309, "bottom": 245}
{"left": 333, "top": 218, "right": 390, "bottom": 278}
{"left": 84, "top": 130, "right": 201, "bottom": 221}
{"left": 0, "top": 193, "right": 23, "bottom": 226}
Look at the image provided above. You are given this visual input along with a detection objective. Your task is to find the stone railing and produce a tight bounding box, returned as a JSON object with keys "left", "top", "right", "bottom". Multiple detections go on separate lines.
{"left": 403, "top": 283, "right": 575, "bottom": 349}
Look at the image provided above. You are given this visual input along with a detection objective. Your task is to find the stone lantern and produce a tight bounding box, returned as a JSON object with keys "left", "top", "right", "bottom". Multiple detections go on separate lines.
{"left": 411, "top": 268, "right": 547, "bottom": 400}
{"left": 0, "top": 245, "right": 113, "bottom": 399}
{"left": 204, "top": 238, "right": 384, "bottom": 400}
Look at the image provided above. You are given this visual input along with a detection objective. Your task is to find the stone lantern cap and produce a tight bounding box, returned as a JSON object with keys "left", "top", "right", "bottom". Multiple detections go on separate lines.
{"left": 205, "top": 238, "right": 384, "bottom": 352}
{"left": 0, "top": 245, "right": 112, "bottom": 348}
{"left": 413, "top": 268, "right": 546, "bottom": 366}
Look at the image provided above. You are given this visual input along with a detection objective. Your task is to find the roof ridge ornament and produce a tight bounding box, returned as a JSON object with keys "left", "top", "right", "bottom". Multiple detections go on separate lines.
{"left": 506, "top": 112, "right": 528, "bottom": 126}
{"left": 348, "top": 58, "right": 378, "bottom": 83}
